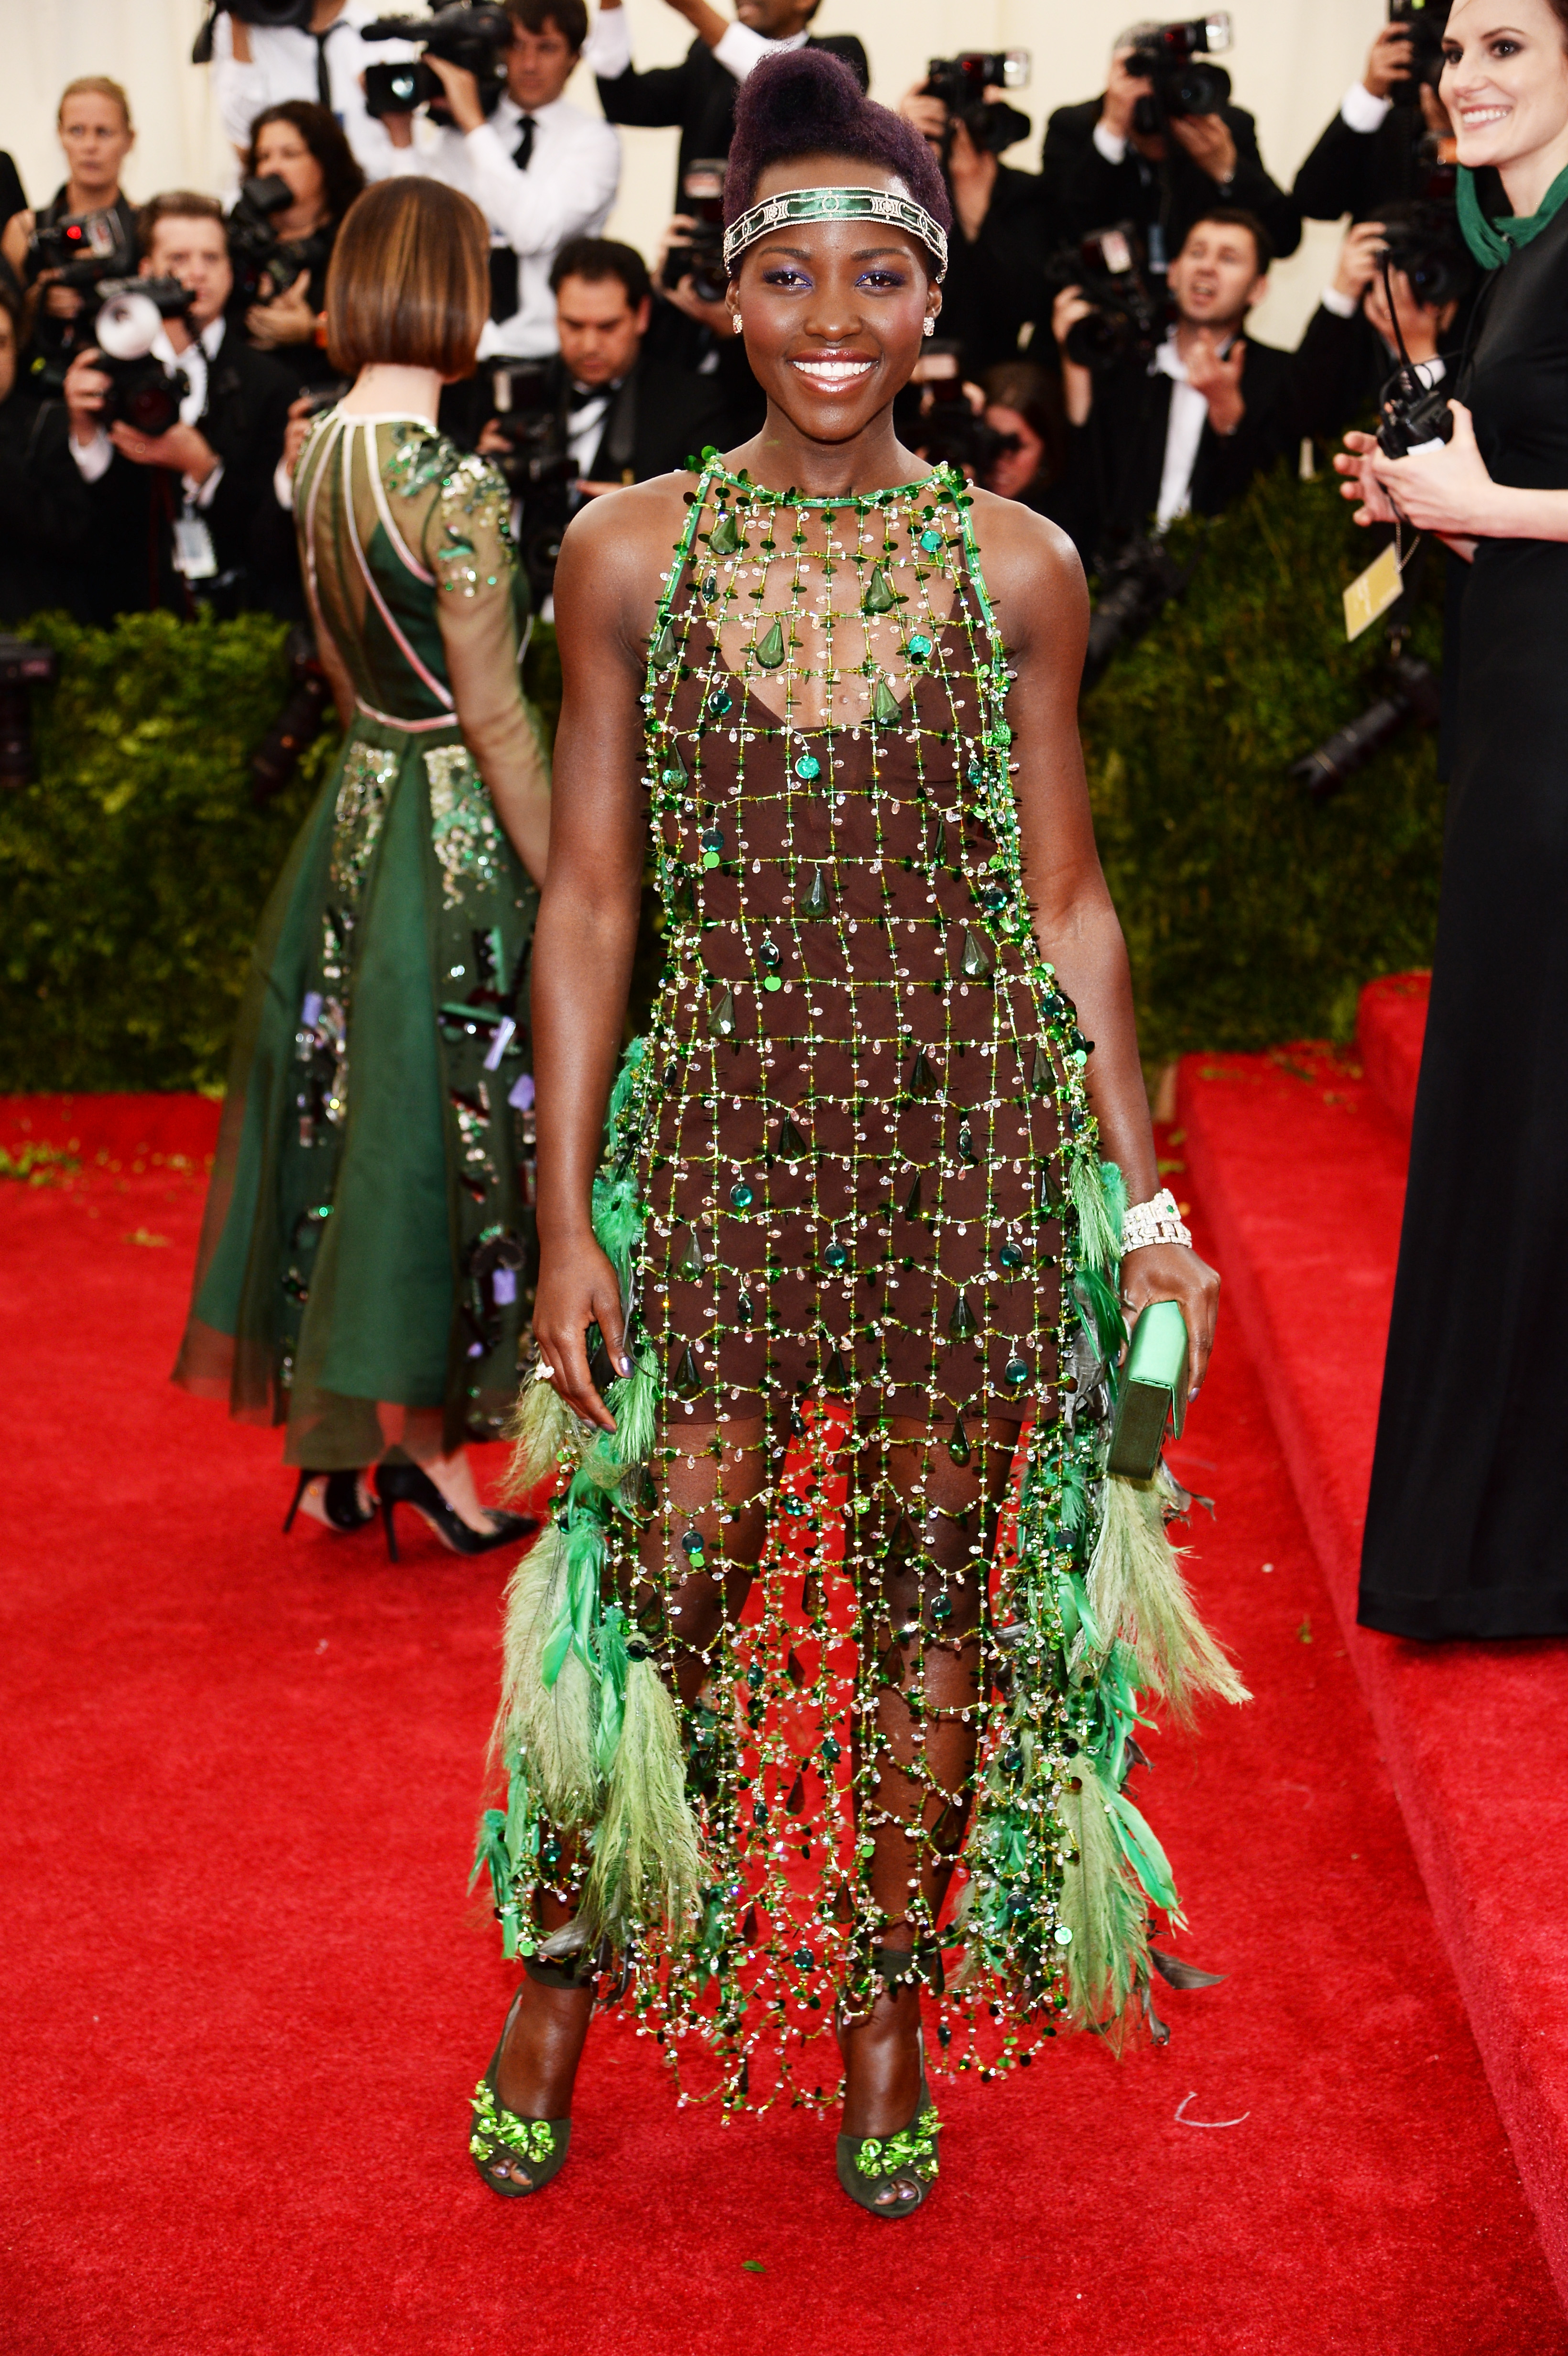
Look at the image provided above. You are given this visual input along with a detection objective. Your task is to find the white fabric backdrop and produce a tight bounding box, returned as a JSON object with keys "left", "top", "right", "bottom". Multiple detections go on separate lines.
{"left": 0, "top": 0, "right": 1387, "bottom": 346}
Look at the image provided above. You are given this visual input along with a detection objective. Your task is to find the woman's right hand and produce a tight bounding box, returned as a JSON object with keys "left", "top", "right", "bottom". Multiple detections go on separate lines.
{"left": 531, "top": 1233, "right": 632, "bottom": 1432}
{"left": 1334, "top": 428, "right": 1399, "bottom": 525}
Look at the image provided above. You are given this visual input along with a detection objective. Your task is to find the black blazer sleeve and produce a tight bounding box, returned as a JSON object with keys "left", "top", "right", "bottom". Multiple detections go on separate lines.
{"left": 202, "top": 342, "right": 295, "bottom": 586}
{"left": 1204, "top": 106, "right": 1301, "bottom": 261}
{"left": 595, "top": 44, "right": 703, "bottom": 130}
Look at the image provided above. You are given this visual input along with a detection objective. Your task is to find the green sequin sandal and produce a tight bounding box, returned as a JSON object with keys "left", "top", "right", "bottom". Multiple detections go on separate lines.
{"left": 468, "top": 1980, "right": 573, "bottom": 2200}
{"left": 835, "top": 2026, "right": 941, "bottom": 2220}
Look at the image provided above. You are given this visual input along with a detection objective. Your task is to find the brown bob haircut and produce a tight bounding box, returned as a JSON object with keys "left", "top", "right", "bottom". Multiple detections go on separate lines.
{"left": 325, "top": 177, "right": 489, "bottom": 380}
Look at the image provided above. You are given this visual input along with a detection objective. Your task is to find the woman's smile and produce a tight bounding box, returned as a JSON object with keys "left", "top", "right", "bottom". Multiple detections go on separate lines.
{"left": 789, "top": 351, "right": 878, "bottom": 392}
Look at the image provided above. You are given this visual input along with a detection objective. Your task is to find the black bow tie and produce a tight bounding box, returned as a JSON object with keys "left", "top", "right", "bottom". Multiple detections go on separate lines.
{"left": 512, "top": 114, "right": 537, "bottom": 170}
{"left": 566, "top": 380, "right": 612, "bottom": 409}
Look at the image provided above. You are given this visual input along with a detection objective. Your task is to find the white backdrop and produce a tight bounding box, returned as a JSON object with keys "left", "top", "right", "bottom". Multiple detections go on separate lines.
{"left": 0, "top": 0, "right": 1386, "bottom": 346}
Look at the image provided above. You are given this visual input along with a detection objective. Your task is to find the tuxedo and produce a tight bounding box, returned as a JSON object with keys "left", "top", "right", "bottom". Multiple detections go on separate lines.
{"left": 555, "top": 343, "right": 732, "bottom": 488}
{"left": 1039, "top": 97, "right": 1301, "bottom": 271}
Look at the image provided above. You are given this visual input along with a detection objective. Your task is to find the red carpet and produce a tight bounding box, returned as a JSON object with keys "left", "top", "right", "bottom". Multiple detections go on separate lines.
{"left": 3, "top": 1100, "right": 1564, "bottom": 2355}
{"left": 1181, "top": 988, "right": 1568, "bottom": 2314}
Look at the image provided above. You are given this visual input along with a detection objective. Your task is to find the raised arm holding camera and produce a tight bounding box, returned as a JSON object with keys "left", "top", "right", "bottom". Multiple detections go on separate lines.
{"left": 232, "top": 101, "right": 366, "bottom": 381}
{"left": 1334, "top": 0, "right": 1568, "bottom": 1644}
{"left": 200, "top": 0, "right": 414, "bottom": 180}
{"left": 1042, "top": 18, "right": 1300, "bottom": 275}
{"left": 1276, "top": 204, "right": 1469, "bottom": 450}
{"left": 1295, "top": 2, "right": 1459, "bottom": 223}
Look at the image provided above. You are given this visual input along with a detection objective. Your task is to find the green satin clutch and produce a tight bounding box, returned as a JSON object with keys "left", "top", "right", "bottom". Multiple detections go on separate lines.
{"left": 1107, "top": 1299, "right": 1189, "bottom": 1481}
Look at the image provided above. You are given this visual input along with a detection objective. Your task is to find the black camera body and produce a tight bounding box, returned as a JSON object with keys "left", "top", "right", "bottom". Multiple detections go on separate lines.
{"left": 488, "top": 361, "right": 576, "bottom": 606}
{"left": 1388, "top": 0, "right": 1451, "bottom": 102}
{"left": 894, "top": 340, "right": 1019, "bottom": 480}
{"left": 363, "top": 5, "right": 511, "bottom": 123}
{"left": 660, "top": 158, "right": 729, "bottom": 307}
{"left": 92, "top": 277, "right": 196, "bottom": 437}
{"left": 27, "top": 206, "right": 136, "bottom": 293}
{"left": 923, "top": 52, "right": 1032, "bottom": 157}
{"left": 226, "top": 172, "right": 334, "bottom": 311}
{"left": 1376, "top": 371, "right": 1453, "bottom": 458}
{"left": 1379, "top": 199, "right": 1470, "bottom": 314}
{"left": 1045, "top": 224, "right": 1167, "bottom": 373}
{"left": 1126, "top": 13, "right": 1233, "bottom": 132}
{"left": 191, "top": 1, "right": 316, "bottom": 65}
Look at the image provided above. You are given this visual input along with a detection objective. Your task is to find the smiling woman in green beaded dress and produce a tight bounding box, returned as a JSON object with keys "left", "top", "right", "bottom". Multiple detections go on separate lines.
{"left": 175, "top": 177, "right": 551, "bottom": 1554}
{"left": 468, "top": 52, "right": 1242, "bottom": 2216}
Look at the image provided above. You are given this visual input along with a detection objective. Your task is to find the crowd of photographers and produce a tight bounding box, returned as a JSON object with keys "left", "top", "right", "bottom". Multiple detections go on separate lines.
{"left": 0, "top": 1, "right": 1476, "bottom": 638}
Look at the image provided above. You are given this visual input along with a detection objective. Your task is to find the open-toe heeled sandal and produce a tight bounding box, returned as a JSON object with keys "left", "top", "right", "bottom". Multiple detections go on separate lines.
{"left": 468, "top": 1967, "right": 577, "bottom": 2200}
{"left": 835, "top": 1952, "right": 941, "bottom": 2219}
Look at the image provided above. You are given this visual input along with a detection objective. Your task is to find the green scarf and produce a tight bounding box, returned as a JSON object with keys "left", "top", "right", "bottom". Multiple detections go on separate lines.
{"left": 1457, "top": 160, "right": 1568, "bottom": 267}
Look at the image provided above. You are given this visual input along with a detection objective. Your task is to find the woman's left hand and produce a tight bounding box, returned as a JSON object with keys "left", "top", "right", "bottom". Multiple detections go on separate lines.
{"left": 1122, "top": 1240, "right": 1220, "bottom": 1399}
{"left": 246, "top": 269, "right": 317, "bottom": 348}
{"left": 1365, "top": 400, "right": 1499, "bottom": 536}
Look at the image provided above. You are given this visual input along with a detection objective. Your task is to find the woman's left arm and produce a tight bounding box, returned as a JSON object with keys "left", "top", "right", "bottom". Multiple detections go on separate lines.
{"left": 971, "top": 493, "right": 1221, "bottom": 1388}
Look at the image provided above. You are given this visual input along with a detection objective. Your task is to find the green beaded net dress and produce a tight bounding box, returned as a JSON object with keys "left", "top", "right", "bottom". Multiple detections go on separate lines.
{"left": 485, "top": 457, "right": 1244, "bottom": 2108}
{"left": 175, "top": 412, "right": 546, "bottom": 1466}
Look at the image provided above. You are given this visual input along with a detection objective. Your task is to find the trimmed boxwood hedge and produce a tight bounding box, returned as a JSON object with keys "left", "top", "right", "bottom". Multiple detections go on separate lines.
{"left": 0, "top": 466, "right": 1443, "bottom": 1093}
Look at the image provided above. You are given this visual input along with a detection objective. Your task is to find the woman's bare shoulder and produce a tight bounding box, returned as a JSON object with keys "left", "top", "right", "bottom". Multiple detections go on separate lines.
{"left": 961, "top": 486, "right": 1086, "bottom": 623}
{"left": 556, "top": 469, "right": 708, "bottom": 582}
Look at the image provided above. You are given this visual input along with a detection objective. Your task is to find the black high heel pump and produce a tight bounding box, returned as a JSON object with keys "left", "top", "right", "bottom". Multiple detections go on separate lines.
{"left": 373, "top": 1460, "right": 537, "bottom": 1560}
{"left": 283, "top": 1470, "right": 375, "bottom": 1535}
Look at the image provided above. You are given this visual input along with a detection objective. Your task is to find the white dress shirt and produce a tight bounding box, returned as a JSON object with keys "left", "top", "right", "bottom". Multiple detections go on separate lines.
{"left": 1151, "top": 334, "right": 1210, "bottom": 530}
{"left": 70, "top": 315, "right": 229, "bottom": 508}
{"left": 1340, "top": 82, "right": 1395, "bottom": 136}
{"left": 583, "top": 10, "right": 807, "bottom": 85}
{"left": 210, "top": 0, "right": 414, "bottom": 180}
{"left": 387, "top": 93, "right": 620, "bottom": 359}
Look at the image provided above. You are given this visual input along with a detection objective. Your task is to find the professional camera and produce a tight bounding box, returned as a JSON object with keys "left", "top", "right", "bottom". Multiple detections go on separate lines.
{"left": 226, "top": 172, "right": 334, "bottom": 310}
{"left": 1378, "top": 200, "right": 1470, "bottom": 314}
{"left": 0, "top": 636, "right": 59, "bottom": 789}
{"left": 26, "top": 206, "right": 136, "bottom": 293}
{"left": 1045, "top": 225, "right": 1166, "bottom": 373}
{"left": 1290, "top": 629, "right": 1440, "bottom": 797}
{"left": 362, "top": 4, "right": 511, "bottom": 123}
{"left": 488, "top": 362, "right": 575, "bottom": 606}
{"left": 91, "top": 278, "right": 195, "bottom": 437}
{"left": 1081, "top": 537, "right": 1193, "bottom": 693}
{"left": 1126, "top": 13, "right": 1233, "bottom": 132}
{"left": 1371, "top": 250, "right": 1456, "bottom": 457}
{"left": 191, "top": 1, "right": 316, "bottom": 65}
{"left": 895, "top": 342, "right": 1018, "bottom": 480}
{"left": 1387, "top": 0, "right": 1451, "bottom": 102}
{"left": 922, "top": 52, "right": 1032, "bottom": 157}
{"left": 660, "top": 159, "right": 729, "bottom": 308}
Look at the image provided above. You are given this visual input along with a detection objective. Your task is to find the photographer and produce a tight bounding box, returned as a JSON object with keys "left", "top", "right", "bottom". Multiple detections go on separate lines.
{"left": 1052, "top": 207, "right": 1285, "bottom": 560}
{"left": 588, "top": 0, "right": 867, "bottom": 203}
{"left": 232, "top": 102, "right": 365, "bottom": 383}
{"left": 1278, "top": 207, "right": 1468, "bottom": 450}
{"left": 61, "top": 193, "right": 295, "bottom": 621}
{"left": 382, "top": 0, "right": 619, "bottom": 360}
{"left": 207, "top": 1, "right": 414, "bottom": 180}
{"left": 897, "top": 71, "right": 1058, "bottom": 377}
{"left": 1041, "top": 23, "right": 1300, "bottom": 274}
{"left": 1, "top": 79, "right": 139, "bottom": 382}
{"left": 1295, "top": 13, "right": 1457, "bottom": 223}
{"left": 0, "top": 279, "right": 93, "bottom": 620}
{"left": 979, "top": 358, "right": 1067, "bottom": 511}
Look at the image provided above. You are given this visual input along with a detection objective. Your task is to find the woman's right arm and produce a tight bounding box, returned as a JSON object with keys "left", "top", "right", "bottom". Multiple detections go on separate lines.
{"left": 528, "top": 490, "right": 663, "bottom": 1430}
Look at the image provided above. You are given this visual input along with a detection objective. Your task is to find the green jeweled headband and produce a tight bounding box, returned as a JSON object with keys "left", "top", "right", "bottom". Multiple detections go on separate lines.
{"left": 722, "top": 186, "right": 948, "bottom": 281}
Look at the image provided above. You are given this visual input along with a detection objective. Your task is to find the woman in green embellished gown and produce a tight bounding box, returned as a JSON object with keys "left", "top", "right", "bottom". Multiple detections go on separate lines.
{"left": 468, "top": 53, "right": 1240, "bottom": 2214}
{"left": 175, "top": 177, "right": 551, "bottom": 1552}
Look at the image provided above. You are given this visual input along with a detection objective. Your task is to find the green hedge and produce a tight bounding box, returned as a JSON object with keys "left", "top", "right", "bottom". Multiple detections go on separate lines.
{"left": 1080, "top": 463, "right": 1444, "bottom": 1065}
{"left": 0, "top": 472, "right": 1444, "bottom": 1093}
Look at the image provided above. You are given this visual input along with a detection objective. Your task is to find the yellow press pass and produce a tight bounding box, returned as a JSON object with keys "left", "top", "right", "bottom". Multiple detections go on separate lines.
{"left": 1344, "top": 543, "right": 1403, "bottom": 641}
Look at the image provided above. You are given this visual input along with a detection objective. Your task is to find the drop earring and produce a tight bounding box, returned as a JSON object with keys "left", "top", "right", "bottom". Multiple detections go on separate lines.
{"left": 732, "top": 313, "right": 744, "bottom": 336}
{"left": 923, "top": 316, "right": 936, "bottom": 338}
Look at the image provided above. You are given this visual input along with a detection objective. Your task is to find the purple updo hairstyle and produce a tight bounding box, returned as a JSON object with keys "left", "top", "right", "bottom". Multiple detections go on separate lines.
{"left": 722, "top": 48, "right": 953, "bottom": 272}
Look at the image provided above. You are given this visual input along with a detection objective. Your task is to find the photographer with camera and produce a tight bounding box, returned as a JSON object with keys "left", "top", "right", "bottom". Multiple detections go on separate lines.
{"left": 0, "top": 279, "right": 93, "bottom": 620}
{"left": 1042, "top": 20, "right": 1300, "bottom": 276}
{"left": 61, "top": 193, "right": 295, "bottom": 621}
{"left": 379, "top": 0, "right": 619, "bottom": 363}
{"left": 1, "top": 79, "right": 139, "bottom": 386}
{"left": 587, "top": 0, "right": 867, "bottom": 205}
{"left": 897, "top": 55, "right": 1058, "bottom": 378}
{"left": 1295, "top": 5, "right": 1458, "bottom": 224}
{"left": 203, "top": 1, "right": 414, "bottom": 180}
{"left": 232, "top": 102, "right": 366, "bottom": 382}
{"left": 1051, "top": 207, "right": 1285, "bottom": 560}
{"left": 1277, "top": 205, "right": 1469, "bottom": 451}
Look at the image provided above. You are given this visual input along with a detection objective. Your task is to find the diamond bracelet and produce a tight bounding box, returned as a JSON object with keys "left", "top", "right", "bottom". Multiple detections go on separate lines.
{"left": 1121, "top": 1187, "right": 1192, "bottom": 1255}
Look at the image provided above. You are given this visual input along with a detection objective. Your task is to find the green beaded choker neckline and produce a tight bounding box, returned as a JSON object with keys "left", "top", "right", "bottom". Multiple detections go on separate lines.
{"left": 695, "top": 451, "right": 964, "bottom": 511}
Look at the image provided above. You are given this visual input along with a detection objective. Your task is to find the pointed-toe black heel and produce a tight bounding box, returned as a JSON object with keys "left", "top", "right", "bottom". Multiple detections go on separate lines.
{"left": 374, "top": 1460, "right": 537, "bottom": 1560}
{"left": 282, "top": 1469, "right": 375, "bottom": 1535}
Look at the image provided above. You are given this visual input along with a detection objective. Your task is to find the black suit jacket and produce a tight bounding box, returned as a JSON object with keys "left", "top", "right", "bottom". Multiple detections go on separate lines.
{"left": 1293, "top": 105, "right": 1433, "bottom": 222}
{"left": 81, "top": 326, "right": 295, "bottom": 622}
{"left": 0, "top": 394, "right": 93, "bottom": 622}
{"left": 597, "top": 33, "right": 870, "bottom": 200}
{"left": 938, "top": 164, "right": 1061, "bottom": 377}
{"left": 1040, "top": 96, "right": 1301, "bottom": 267}
{"left": 560, "top": 346, "right": 733, "bottom": 486}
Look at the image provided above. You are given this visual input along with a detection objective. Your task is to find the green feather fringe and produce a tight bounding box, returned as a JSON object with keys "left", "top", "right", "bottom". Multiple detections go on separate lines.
{"left": 1055, "top": 1756, "right": 1150, "bottom": 2033}
{"left": 501, "top": 1367, "right": 593, "bottom": 1501}
{"left": 1071, "top": 1149, "right": 1122, "bottom": 1277}
{"left": 490, "top": 1529, "right": 599, "bottom": 1828}
{"left": 1088, "top": 1472, "right": 1250, "bottom": 1722}
{"left": 579, "top": 1658, "right": 704, "bottom": 1946}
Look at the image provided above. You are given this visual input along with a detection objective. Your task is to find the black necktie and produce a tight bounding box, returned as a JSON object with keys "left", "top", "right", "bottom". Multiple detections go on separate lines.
{"left": 312, "top": 30, "right": 333, "bottom": 111}
{"left": 512, "top": 115, "right": 537, "bottom": 170}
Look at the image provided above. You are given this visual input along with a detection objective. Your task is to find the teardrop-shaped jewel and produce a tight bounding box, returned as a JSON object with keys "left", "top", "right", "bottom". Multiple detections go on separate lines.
{"left": 651, "top": 620, "right": 678, "bottom": 670}
{"left": 709, "top": 510, "right": 743, "bottom": 555}
{"left": 1039, "top": 1168, "right": 1064, "bottom": 1218}
{"left": 824, "top": 1348, "right": 851, "bottom": 1392}
{"left": 708, "top": 986, "right": 737, "bottom": 1041}
{"left": 777, "top": 1117, "right": 808, "bottom": 1160}
{"left": 908, "top": 1046, "right": 936, "bottom": 1095}
{"left": 701, "top": 570, "right": 718, "bottom": 600}
{"left": 754, "top": 616, "right": 786, "bottom": 670}
{"left": 676, "top": 1224, "right": 706, "bottom": 1280}
{"left": 928, "top": 814, "right": 947, "bottom": 866}
{"left": 948, "top": 1407, "right": 972, "bottom": 1467}
{"left": 948, "top": 1289, "right": 977, "bottom": 1340}
{"left": 737, "top": 1291, "right": 755, "bottom": 1326}
{"left": 903, "top": 1173, "right": 923, "bottom": 1220}
{"left": 960, "top": 927, "right": 993, "bottom": 981}
{"left": 862, "top": 563, "right": 899, "bottom": 616}
{"left": 957, "top": 1121, "right": 978, "bottom": 1167}
{"left": 672, "top": 1342, "right": 703, "bottom": 1397}
{"left": 1031, "top": 1041, "right": 1051, "bottom": 1095}
{"left": 871, "top": 674, "right": 902, "bottom": 727}
{"left": 659, "top": 743, "right": 688, "bottom": 787}
{"left": 801, "top": 865, "right": 828, "bottom": 917}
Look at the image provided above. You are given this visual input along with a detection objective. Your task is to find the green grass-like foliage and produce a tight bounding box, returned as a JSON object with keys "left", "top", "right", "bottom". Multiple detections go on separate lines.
{"left": 1080, "top": 461, "right": 1445, "bottom": 1065}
